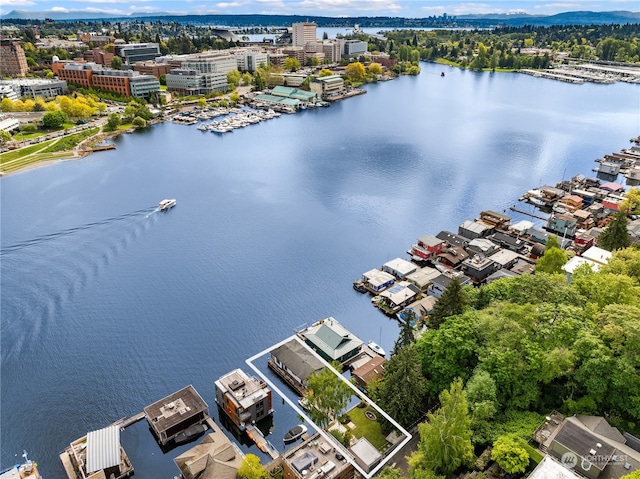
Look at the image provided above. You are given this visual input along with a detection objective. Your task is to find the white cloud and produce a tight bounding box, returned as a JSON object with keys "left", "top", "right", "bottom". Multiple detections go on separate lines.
{"left": 1, "top": 0, "right": 36, "bottom": 6}
{"left": 49, "top": 6, "right": 70, "bottom": 11}
{"left": 216, "top": 1, "right": 244, "bottom": 7}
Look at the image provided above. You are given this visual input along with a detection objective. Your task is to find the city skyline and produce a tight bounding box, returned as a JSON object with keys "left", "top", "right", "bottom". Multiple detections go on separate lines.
{"left": 1, "top": 0, "right": 639, "bottom": 19}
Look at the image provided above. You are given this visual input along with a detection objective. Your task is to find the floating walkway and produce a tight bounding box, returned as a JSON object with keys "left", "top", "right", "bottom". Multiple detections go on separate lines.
{"left": 246, "top": 424, "right": 279, "bottom": 459}
{"left": 119, "top": 412, "right": 146, "bottom": 430}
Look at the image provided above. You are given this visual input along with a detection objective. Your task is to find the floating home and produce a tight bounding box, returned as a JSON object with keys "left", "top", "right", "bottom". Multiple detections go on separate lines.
{"left": 60, "top": 425, "right": 133, "bottom": 479}
{"left": 381, "top": 258, "right": 418, "bottom": 280}
{"left": 353, "top": 269, "right": 396, "bottom": 294}
{"left": 215, "top": 368, "right": 273, "bottom": 431}
{"left": 281, "top": 432, "right": 355, "bottom": 479}
{"left": 144, "top": 385, "right": 209, "bottom": 446}
{"left": 408, "top": 234, "right": 445, "bottom": 262}
{"left": 269, "top": 338, "right": 325, "bottom": 396}
{"left": 375, "top": 281, "right": 421, "bottom": 316}
{"left": 478, "top": 210, "right": 511, "bottom": 229}
{"left": 298, "top": 317, "right": 363, "bottom": 365}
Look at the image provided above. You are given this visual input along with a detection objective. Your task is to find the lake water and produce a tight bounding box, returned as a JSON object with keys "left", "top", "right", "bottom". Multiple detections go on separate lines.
{"left": 1, "top": 62, "right": 638, "bottom": 477}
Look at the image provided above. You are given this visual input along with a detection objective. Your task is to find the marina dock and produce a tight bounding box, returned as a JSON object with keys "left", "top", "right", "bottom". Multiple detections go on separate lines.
{"left": 119, "top": 412, "right": 146, "bottom": 430}
{"left": 246, "top": 424, "right": 279, "bottom": 459}
{"left": 509, "top": 205, "right": 549, "bottom": 221}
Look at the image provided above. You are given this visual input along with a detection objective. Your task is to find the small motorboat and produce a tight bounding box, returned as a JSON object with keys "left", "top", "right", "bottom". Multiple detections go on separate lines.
{"left": 441, "top": 71, "right": 445, "bottom": 77}
{"left": 173, "top": 423, "right": 207, "bottom": 445}
{"left": 284, "top": 424, "right": 307, "bottom": 443}
{"left": 159, "top": 199, "right": 177, "bottom": 211}
{"left": 368, "top": 340, "right": 385, "bottom": 357}
{"left": 298, "top": 397, "right": 311, "bottom": 410}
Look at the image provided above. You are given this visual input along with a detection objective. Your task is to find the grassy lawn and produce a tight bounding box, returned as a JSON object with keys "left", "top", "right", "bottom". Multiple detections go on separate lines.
{"left": 1, "top": 128, "right": 100, "bottom": 173}
{"left": 348, "top": 405, "right": 388, "bottom": 451}
{"left": 13, "top": 131, "right": 48, "bottom": 141}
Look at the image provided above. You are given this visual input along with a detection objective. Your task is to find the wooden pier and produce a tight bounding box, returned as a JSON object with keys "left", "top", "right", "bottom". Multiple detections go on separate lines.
{"left": 509, "top": 205, "right": 549, "bottom": 221}
{"left": 119, "top": 412, "right": 146, "bottom": 430}
{"left": 81, "top": 144, "right": 116, "bottom": 153}
{"left": 246, "top": 424, "right": 279, "bottom": 459}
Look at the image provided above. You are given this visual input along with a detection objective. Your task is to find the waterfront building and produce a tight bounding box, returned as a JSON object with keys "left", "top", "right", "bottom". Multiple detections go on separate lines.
{"left": 436, "top": 230, "right": 470, "bottom": 249}
{"left": 292, "top": 22, "right": 317, "bottom": 48}
{"left": 465, "top": 238, "right": 500, "bottom": 257}
{"left": 271, "top": 85, "right": 317, "bottom": 102}
{"left": 144, "top": 385, "right": 209, "bottom": 446}
{"left": 459, "top": 219, "right": 493, "bottom": 240}
{"left": 54, "top": 62, "right": 159, "bottom": 98}
{"left": 436, "top": 246, "right": 470, "bottom": 269}
{"left": 281, "top": 432, "right": 355, "bottom": 479}
{"left": 299, "top": 317, "right": 363, "bottom": 364}
{"left": 405, "top": 266, "right": 440, "bottom": 292}
{"left": 397, "top": 295, "right": 437, "bottom": 323}
{"left": 0, "top": 39, "right": 29, "bottom": 77}
{"left": 173, "top": 425, "right": 243, "bottom": 479}
{"left": 269, "top": 338, "right": 324, "bottom": 395}
{"left": 409, "top": 234, "right": 445, "bottom": 262}
{"left": 115, "top": 43, "right": 161, "bottom": 64}
{"left": 215, "top": 368, "right": 273, "bottom": 431}
{"left": 478, "top": 210, "right": 511, "bottom": 229}
{"left": 581, "top": 246, "right": 612, "bottom": 266}
{"left": 488, "top": 248, "right": 520, "bottom": 270}
{"left": 60, "top": 425, "right": 133, "bottom": 479}
{"left": 546, "top": 213, "right": 578, "bottom": 238}
{"left": 377, "top": 281, "right": 421, "bottom": 314}
{"left": 351, "top": 356, "right": 386, "bottom": 392}
{"left": 166, "top": 52, "right": 237, "bottom": 95}
{"left": 428, "top": 271, "right": 471, "bottom": 298}
{"left": 381, "top": 258, "right": 417, "bottom": 280}
{"left": 232, "top": 48, "right": 268, "bottom": 73}
{"left": 310, "top": 75, "right": 345, "bottom": 100}
{"left": 462, "top": 255, "right": 498, "bottom": 283}
{"left": 0, "top": 78, "right": 68, "bottom": 99}
{"left": 488, "top": 231, "right": 528, "bottom": 254}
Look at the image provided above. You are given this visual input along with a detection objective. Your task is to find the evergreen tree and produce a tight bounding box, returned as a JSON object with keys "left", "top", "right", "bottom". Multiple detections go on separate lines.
{"left": 393, "top": 311, "right": 416, "bottom": 354}
{"left": 377, "top": 345, "right": 427, "bottom": 428}
{"left": 598, "top": 211, "right": 630, "bottom": 251}
{"left": 429, "top": 278, "right": 467, "bottom": 328}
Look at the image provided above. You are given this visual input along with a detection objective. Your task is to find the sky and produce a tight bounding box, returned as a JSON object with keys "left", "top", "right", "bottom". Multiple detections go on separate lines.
{"left": 1, "top": 0, "right": 639, "bottom": 18}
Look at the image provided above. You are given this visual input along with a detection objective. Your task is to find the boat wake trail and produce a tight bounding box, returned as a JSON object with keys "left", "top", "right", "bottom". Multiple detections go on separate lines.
{"left": 0, "top": 207, "right": 157, "bottom": 255}
{"left": 1, "top": 206, "right": 160, "bottom": 363}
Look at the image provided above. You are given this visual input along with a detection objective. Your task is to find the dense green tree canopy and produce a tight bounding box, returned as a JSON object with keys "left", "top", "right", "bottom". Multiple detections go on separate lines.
{"left": 491, "top": 434, "right": 530, "bottom": 474}
{"left": 305, "top": 363, "right": 352, "bottom": 429}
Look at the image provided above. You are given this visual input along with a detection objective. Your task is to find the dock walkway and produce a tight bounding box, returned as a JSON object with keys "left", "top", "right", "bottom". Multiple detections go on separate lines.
{"left": 246, "top": 424, "right": 279, "bottom": 459}
{"left": 120, "top": 412, "right": 146, "bottom": 430}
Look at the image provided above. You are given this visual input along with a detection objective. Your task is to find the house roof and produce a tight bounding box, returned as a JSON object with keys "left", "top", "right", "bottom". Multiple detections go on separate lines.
{"left": 382, "top": 258, "right": 417, "bottom": 277}
{"left": 554, "top": 420, "right": 615, "bottom": 471}
{"left": 86, "top": 426, "right": 121, "bottom": 473}
{"left": 362, "top": 269, "right": 395, "bottom": 288}
{"left": 489, "top": 248, "right": 519, "bottom": 266}
{"left": 173, "top": 428, "right": 243, "bottom": 479}
{"left": 350, "top": 437, "right": 382, "bottom": 467}
{"left": 417, "top": 234, "right": 443, "bottom": 247}
{"left": 437, "top": 246, "right": 469, "bottom": 266}
{"left": 351, "top": 356, "right": 386, "bottom": 384}
{"left": 562, "top": 256, "right": 600, "bottom": 274}
{"left": 576, "top": 415, "right": 626, "bottom": 444}
{"left": 467, "top": 238, "right": 498, "bottom": 253}
{"left": 144, "top": 385, "right": 208, "bottom": 435}
{"left": 398, "top": 296, "right": 437, "bottom": 320}
{"left": 436, "top": 230, "right": 469, "bottom": 248}
{"left": 406, "top": 266, "right": 440, "bottom": 289}
{"left": 380, "top": 281, "right": 420, "bottom": 306}
{"left": 510, "top": 220, "right": 535, "bottom": 235}
{"left": 528, "top": 455, "right": 582, "bottom": 479}
{"left": 581, "top": 246, "right": 612, "bottom": 265}
{"left": 271, "top": 339, "right": 324, "bottom": 383}
{"left": 303, "top": 318, "right": 363, "bottom": 360}
{"left": 460, "top": 220, "right": 489, "bottom": 234}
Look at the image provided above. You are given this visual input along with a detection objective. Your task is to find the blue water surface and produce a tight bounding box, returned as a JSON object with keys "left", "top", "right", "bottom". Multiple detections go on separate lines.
{"left": 1, "top": 62, "right": 638, "bottom": 477}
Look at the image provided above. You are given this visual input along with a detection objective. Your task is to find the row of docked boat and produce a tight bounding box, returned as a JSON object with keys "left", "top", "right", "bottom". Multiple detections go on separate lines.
{"left": 196, "top": 109, "right": 281, "bottom": 134}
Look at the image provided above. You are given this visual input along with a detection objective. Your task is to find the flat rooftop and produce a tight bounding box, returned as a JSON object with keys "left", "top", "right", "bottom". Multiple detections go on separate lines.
{"left": 283, "top": 432, "right": 353, "bottom": 479}
{"left": 216, "top": 369, "right": 269, "bottom": 409}
{"left": 144, "top": 385, "right": 208, "bottom": 434}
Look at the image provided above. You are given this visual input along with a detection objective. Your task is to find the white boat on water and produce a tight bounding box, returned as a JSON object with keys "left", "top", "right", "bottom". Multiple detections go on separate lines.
{"left": 284, "top": 424, "right": 308, "bottom": 443}
{"left": 368, "top": 340, "right": 385, "bottom": 357}
{"left": 159, "top": 199, "right": 177, "bottom": 211}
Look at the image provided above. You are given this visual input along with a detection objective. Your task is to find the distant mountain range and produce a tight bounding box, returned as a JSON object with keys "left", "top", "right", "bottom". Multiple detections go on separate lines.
{"left": 1, "top": 10, "right": 639, "bottom": 27}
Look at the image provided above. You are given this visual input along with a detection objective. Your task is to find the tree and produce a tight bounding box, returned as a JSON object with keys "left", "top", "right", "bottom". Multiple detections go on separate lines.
{"left": 1, "top": 97, "right": 14, "bottom": 112}
{"left": 368, "top": 62, "right": 383, "bottom": 76}
{"left": 620, "top": 188, "right": 640, "bottom": 214}
{"left": 535, "top": 246, "right": 568, "bottom": 274}
{"left": 428, "top": 278, "right": 467, "bottom": 328}
{"left": 42, "top": 110, "right": 68, "bottom": 129}
{"left": 110, "top": 55, "right": 123, "bottom": 70}
{"left": 0, "top": 130, "right": 12, "bottom": 145}
{"left": 621, "top": 470, "right": 640, "bottom": 479}
{"left": 598, "top": 211, "right": 630, "bottom": 251}
{"left": 410, "top": 378, "right": 473, "bottom": 476}
{"left": 241, "top": 72, "right": 252, "bottom": 85}
{"left": 376, "top": 345, "right": 427, "bottom": 427}
{"left": 237, "top": 453, "right": 268, "bottom": 479}
{"left": 602, "top": 247, "right": 640, "bottom": 285}
{"left": 197, "top": 98, "right": 207, "bottom": 108}
{"left": 132, "top": 116, "right": 147, "bottom": 129}
{"left": 227, "top": 69, "right": 241, "bottom": 89}
{"left": 393, "top": 312, "right": 416, "bottom": 354}
{"left": 105, "top": 113, "right": 121, "bottom": 131}
{"left": 546, "top": 234, "right": 561, "bottom": 250}
{"left": 466, "top": 369, "right": 498, "bottom": 425}
{"left": 345, "top": 62, "right": 366, "bottom": 82}
{"left": 376, "top": 467, "right": 403, "bottom": 479}
{"left": 252, "top": 69, "right": 266, "bottom": 90}
{"left": 230, "top": 92, "right": 240, "bottom": 105}
{"left": 491, "top": 434, "right": 530, "bottom": 474}
{"left": 284, "top": 57, "right": 301, "bottom": 71}
{"left": 305, "top": 363, "right": 352, "bottom": 428}
{"left": 318, "top": 68, "right": 334, "bottom": 77}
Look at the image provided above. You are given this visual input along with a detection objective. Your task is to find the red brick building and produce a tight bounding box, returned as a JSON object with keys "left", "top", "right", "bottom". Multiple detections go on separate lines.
{"left": 0, "top": 39, "right": 29, "bottom": 77}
